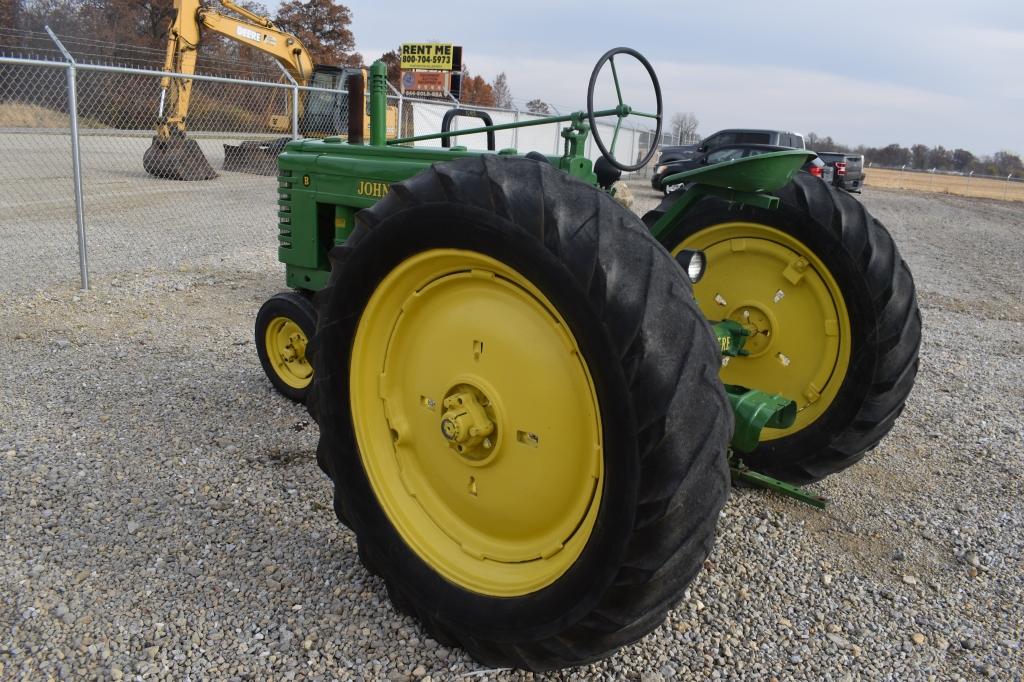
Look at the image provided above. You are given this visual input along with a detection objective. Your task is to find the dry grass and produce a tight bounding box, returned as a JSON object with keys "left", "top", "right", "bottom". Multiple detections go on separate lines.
{"left": 866, "top": 167, "right": 1024, "bottom": 202}
{"left": 0, "top": 101, "right": 102, "bottom": 129}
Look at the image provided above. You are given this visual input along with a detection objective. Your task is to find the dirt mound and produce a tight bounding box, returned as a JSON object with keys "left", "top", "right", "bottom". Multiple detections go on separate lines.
{"left": 0, "top": 101, "right": 101, "bottom": 128}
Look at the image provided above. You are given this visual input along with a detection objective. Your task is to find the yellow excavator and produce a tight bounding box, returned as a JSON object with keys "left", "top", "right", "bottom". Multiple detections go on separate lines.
{"left": 144, "top": 0, "right": 397, "bottom": 180}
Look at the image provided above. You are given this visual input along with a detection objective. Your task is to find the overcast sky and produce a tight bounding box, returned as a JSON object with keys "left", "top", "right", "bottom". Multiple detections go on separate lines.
{"left": 345, "top": 0, "right": 1022, "bottom": 156}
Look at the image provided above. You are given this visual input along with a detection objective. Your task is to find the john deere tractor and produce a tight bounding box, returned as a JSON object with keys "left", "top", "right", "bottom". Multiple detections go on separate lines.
{"left": 254, "top": 49, "right": 921, "bottom": 670}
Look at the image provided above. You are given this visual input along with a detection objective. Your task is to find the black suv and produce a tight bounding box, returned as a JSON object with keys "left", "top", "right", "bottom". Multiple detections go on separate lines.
{"left": 699, "top": 128, "right": 805, "bottom": 152}
{"left": 651, "top": 144, "right": 699, "bottom": 193}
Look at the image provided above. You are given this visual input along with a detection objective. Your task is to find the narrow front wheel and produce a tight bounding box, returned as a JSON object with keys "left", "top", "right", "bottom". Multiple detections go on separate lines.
{"left": 255, "top": 291, "right": 317, "bottom": 403}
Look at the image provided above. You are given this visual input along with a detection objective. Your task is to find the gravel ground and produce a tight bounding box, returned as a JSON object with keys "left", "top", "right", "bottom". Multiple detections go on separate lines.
{"left": 1, "top": 179, "right": 1022, "bottom": 681}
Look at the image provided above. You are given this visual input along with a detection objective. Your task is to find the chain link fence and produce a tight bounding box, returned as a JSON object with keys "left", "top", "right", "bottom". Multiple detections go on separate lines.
{"left": 1, "top": 31, "right": 661, "bottom": 293}
{"left": 399, "top": 96, "right": 655, "bottom": 167}
{"left": 1, "top": 57, "right": 291, "bottom": 292}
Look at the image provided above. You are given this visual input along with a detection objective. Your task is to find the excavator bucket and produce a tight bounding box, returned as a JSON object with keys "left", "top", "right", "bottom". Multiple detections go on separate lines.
{"left": 222, "top": 138, "right": 290, "bottom": 176}
{"left": 143, "top": 136, "right": 218, "bottom": 181}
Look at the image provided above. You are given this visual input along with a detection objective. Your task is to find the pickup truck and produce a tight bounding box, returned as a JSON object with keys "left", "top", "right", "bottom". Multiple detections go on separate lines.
{"left": 817, "top": 152, "right": 865, "bottom": 192}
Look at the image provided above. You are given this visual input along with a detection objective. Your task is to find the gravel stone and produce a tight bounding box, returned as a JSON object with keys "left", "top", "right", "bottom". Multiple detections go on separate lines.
{"left": 1, "top": 181, "right": 1022, "bottom": 680}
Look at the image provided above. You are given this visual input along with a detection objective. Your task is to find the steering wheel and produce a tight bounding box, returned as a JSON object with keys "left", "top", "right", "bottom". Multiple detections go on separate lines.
{"left": 587, "top": 47, "right": 663, "bottom": 172}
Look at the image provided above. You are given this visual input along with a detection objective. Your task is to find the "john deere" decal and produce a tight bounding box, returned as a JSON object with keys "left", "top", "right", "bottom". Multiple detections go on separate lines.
{"left": 357, "top": 181, "right": 390, "bottom": 198}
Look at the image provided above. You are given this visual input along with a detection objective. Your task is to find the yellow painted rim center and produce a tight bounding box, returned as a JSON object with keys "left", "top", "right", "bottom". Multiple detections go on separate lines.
{"left": 673, "top": 222, "right": 851, "bottom": 439}
{"left": 265, "top": 316, "right": 312, "bottom": 389}
{"left": 350, "top": 249, "right": 603, "bottom": 596}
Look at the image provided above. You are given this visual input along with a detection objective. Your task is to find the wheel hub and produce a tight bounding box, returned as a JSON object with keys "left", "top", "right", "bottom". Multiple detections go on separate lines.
{"left": 439, "top": 384, "right": 496, "bottom": 461}
{"left": 265, "top": 317, "right": 312, "bottom": 389}
{"left": 730, "top": 303, "right": 775, "bottom": 356}
{"left": 281, "top": 330, "right": 306, "bottom": 362}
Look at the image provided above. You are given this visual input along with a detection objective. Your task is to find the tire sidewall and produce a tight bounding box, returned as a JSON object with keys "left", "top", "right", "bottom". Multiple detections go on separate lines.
{"left": 315, "top": 203, "right": 641, "bottom": 641}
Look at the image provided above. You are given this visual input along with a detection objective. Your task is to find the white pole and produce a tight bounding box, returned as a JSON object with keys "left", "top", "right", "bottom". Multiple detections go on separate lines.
{"left": 274, "top": 63, "right": 299, "bottom": 139}
{"left": 46, "top": 26, "right": 89, "bottom": 291}
{"left": 291, "top": 85, "right": 299, "bottom": 140}
{"left": 397, "top": 93, "right": 404, "bottom": 138}
{"left": 1005, "top": 174, "right": 1013, "bottom": 201}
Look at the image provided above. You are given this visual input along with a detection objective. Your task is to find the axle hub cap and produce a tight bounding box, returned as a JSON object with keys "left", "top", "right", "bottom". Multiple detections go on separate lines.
{"left": 439, "top": 385, "right": 496, "bottom": 460}
{"left": 265, "top": 317, "right": 312, "bottom": 389}
{"left": 732, "top": 304, "right": 775, "bottom": 356}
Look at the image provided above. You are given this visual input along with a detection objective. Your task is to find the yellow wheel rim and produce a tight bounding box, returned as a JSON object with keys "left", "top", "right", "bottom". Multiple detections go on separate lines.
{"left": 264, "top": 316, "right": 312, "bottom": 390}
{"left": 350, "top": 249, "right": 603, "bottom": 597}
{"left": 673, "top": 222, "right": 851, "bottom": 439}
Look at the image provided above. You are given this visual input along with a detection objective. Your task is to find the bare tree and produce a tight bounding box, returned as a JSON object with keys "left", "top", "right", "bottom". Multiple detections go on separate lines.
{"left": 910, "top": 144, "right": 928, "bottom": 169}
{"left": 670, "top": 111, "right": 699, "bottom": 143}
{"left": 492, "top": 72, "right": 513, "bottom": 109}
{"left": 1, "top": 0, "right": 23, "bottom": 29}
{"left": 525, "top": 99, "right": 550, "bottom": 115}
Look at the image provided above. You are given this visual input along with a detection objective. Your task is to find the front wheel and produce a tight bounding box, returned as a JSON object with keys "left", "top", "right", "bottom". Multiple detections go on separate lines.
{"left": 255, "top": 291, "right": 316, "bottom": 403}
{"left": 312, "top": 156, "right": 732, "bottom": 670}
{"left": 646, "top": 174, "right": 920, "bottom": 484}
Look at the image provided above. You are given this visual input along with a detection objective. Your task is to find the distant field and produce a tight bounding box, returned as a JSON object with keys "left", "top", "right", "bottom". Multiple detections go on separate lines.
{"left": 865, "top": 167, "right": 1024, "bottom": 202}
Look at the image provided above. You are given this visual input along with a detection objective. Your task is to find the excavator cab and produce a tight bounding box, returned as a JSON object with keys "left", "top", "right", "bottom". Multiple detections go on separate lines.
{"left": 299, "top": 65, "right": 361, "bottom": 138}
{"left": 220, "top": 66, "right": 368, "bottom": 176}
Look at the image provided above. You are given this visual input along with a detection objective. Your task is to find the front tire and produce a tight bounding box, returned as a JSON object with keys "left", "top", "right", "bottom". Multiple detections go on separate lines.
{"left": 255, "top": 291, "right": 317, "bottom": 403}
{"left": 645, "top": 174, "right": 920, "bottom": 484}
{"left": 312, "top": 156, "right": 732, "bottom": 670}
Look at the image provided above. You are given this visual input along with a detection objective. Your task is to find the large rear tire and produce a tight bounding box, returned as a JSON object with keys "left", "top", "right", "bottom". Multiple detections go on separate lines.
{"left": 645, "top": 174, "right": 920, "bottom": 484}
{"left": 312, "top": 156, "right": 732, "bottom": 670}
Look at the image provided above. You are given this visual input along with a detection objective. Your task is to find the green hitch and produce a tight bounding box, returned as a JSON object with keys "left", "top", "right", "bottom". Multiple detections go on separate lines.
{"left": 730, "top": 459, "right": 828, "bottom": 509}
{"left": 369, "top": 61, "right": 388, "bottom": 146}
{"left": 725, "top": 385, "right": 796, "bottom": 453}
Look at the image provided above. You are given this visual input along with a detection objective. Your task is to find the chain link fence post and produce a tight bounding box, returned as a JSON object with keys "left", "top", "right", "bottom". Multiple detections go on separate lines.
{"left": 384, "top": 80, "right": 403, "bottom": 139}
{"left": 45, "top": 26, "right": 89, "bottom": 290}
{"left": 397, "top": 93, "right": 404, "bottom": 138}
{"left": 274, "top": 63, "right": 299, "bottom": 140}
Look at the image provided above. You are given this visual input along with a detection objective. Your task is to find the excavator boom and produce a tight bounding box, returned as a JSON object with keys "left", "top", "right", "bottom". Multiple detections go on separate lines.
{"left": 145, "top": 0, "right": 316, "bottom": 180}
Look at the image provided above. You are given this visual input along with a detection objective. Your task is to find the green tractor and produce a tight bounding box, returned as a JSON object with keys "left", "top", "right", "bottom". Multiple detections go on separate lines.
{"left": 254, "top": 49, "right": 921, "bottom": 670}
